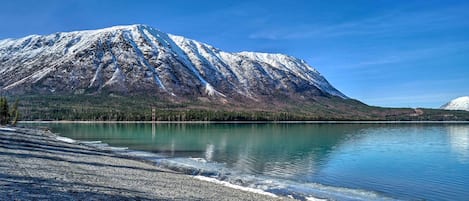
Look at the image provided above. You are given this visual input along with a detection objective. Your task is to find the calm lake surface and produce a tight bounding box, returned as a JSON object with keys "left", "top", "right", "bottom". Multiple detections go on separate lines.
{"left": 27, "top": 123, "right": 469, "bottom": 200}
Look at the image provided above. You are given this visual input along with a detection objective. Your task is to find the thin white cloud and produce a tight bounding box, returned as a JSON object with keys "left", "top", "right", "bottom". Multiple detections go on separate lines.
{"left": 332, "top": 40, "right": 469, "bottom": 69}
{"left": 248, "top": 6, "right": 469, "bottom": 40}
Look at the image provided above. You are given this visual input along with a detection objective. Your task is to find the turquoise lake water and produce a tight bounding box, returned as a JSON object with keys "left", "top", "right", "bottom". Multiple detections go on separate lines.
{"left": 27, "top": 123, "right": 469, "bottom": 200}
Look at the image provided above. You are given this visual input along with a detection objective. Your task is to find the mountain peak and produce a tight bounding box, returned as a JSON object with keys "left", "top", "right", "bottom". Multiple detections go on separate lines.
{"left": 441, "top": 96, "right": 469, "bottom": 111}
{"left": 82, "top": 24, "right": 152, "bottom": 32}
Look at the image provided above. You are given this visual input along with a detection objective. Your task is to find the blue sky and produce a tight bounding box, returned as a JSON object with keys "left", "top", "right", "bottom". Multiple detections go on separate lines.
{"left": 1, "top": 0, "right": 468, "bottom": 108}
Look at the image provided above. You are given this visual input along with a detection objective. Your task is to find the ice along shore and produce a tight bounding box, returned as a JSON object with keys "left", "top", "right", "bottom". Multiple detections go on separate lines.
{"left": 0, "top": 126, "right": 295, "bottom": 201}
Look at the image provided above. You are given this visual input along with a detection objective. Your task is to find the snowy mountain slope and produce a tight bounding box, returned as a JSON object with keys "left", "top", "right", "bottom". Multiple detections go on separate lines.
{"left": 441, "top": 96, "right": 469, "bottom": 111}
{"left": 0, "top": 24, "right": 347, "bottom": 102}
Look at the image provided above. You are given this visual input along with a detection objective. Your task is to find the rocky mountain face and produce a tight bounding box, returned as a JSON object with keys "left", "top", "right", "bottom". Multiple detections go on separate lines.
{"left": 441, "top": 96, "right": 469, "bottom": 111}
{"left": 0, "top": 24, "right": 346, "bottom": 104}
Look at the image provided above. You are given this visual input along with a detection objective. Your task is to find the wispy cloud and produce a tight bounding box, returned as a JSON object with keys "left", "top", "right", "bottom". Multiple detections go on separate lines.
{"left": 330, "top": 40, "right": 469, "bottom": 70}
{"left": 248, "top": 6, "right": 469, "bottom": 40}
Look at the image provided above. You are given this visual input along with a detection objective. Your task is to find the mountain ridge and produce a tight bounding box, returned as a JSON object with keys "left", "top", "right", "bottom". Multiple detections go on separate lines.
{"left": 441, "top": 96, "right": 469, "bottom": 111}
{"left": 0, "top": 24, "right": 346, "bottom": 102}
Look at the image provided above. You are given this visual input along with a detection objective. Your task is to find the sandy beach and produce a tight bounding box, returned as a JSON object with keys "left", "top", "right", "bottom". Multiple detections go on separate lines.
{"left": 0, "top": 127, "right": 293, "bottom": 201}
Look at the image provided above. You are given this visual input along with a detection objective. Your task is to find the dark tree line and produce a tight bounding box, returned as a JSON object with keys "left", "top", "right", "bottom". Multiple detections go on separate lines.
{"left": 0, "top": 97, "right": 20, "bottom": 125}
{"left": 12, "top": 94, "right": 469, "bottom": 121}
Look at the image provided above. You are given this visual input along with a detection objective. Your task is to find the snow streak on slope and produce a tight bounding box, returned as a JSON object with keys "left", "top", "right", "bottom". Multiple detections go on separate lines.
{"left": 441, "top": 96, "right": 469, "bottom": 111}
{"left": 0, "top": 24, "right": 347, "bottom": 100}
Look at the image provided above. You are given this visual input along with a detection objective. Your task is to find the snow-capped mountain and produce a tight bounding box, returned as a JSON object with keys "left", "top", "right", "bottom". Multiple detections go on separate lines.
{"left": 441, "top": 96, "right": 469, "bottom": 111}
{"left": 0, "top": 24, "right": 346, "bottom": 102}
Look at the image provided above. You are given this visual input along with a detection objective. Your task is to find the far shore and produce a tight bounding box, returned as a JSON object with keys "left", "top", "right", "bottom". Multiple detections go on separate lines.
{"left": 19, "top": 120, "right": 469, "bottom": 124}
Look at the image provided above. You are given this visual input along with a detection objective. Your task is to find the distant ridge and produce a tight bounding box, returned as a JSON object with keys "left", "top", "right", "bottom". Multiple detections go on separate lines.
{"left": 441, "top": 96, "right": 469, "bottom": 111}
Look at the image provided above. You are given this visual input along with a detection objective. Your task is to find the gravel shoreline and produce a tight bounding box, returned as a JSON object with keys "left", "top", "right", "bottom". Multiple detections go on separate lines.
{"left": 0, "top": 127, "right": 292, "bottom": 201}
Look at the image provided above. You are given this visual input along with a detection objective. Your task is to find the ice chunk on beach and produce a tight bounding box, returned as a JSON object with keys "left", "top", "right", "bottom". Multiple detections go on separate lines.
{"left": 194, "top": 175, "right": 278, "bottom": 198}
{"left": 0, "top": 127, "right": 17, "bottom": 131}
{"left": 55, "top": 136, "right": 76, "bottom": 143}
